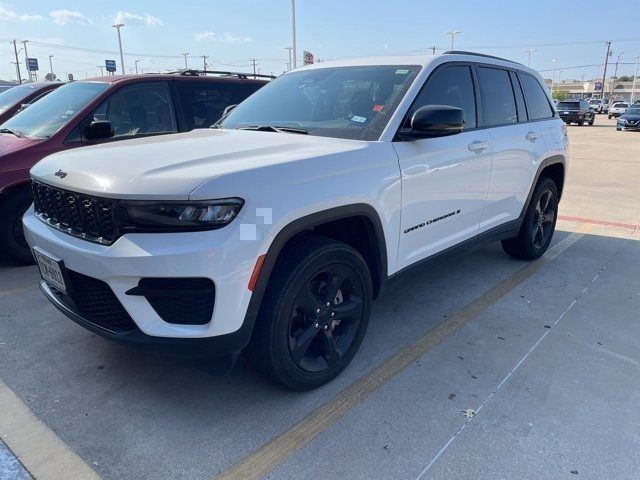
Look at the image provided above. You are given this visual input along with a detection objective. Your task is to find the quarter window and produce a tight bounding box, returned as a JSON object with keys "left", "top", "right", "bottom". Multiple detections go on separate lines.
{"left": 408, "top": 65, "right": 477, "bottom": 129}
{"left": 477, "top": 67, "right": 517, "bottom": 126}
{"left": 519, "top": 73, "right": 554, "bottom": 120}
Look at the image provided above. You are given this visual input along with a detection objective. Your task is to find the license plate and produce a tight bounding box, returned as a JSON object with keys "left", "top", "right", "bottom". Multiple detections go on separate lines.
{"left": 33, "top": 247, "right": 67, "bottom": 293}
{"left": 563, "top": 111, "right": 570, "bottom": 114}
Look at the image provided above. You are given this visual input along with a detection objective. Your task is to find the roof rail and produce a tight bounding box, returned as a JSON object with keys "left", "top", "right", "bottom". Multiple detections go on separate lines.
{"left": 443, "top": 50, "right": 524, "bottom": 66}
{"left": 165, "top": 69, "right": 276, "bottom": 80}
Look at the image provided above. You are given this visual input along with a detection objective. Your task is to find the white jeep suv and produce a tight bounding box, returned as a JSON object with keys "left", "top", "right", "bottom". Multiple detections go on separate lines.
{"left": 24, "top": 52, "right": 568, "bottom": 390}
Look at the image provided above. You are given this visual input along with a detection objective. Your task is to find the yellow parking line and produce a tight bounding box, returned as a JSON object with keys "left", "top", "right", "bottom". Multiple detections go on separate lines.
{"left": 0, "top": 286, "right": 34, "bottom": 299}
{"left": 0, "top": 381, "right": 101, "bottom": 480}
{"left": 215, "top": 225, "right": 593, "bottom": 480}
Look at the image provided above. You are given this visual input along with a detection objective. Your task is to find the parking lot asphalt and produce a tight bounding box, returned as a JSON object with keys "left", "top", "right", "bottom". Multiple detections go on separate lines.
{"left": 0, "top": 117, "right": 638, "bottom": 480}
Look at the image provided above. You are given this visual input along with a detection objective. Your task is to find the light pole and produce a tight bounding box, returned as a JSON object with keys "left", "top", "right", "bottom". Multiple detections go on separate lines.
{"left": 112, "top": 23, "right": 125, "bottom": 75}
{"left": 12, "top": 40, "right": 22, "bottom": 84}
{"left": 284, "top": 47, "right": 293, "bottom": 71}
{"left": 48, "top": 55, "right": 54, "bottom": 78}
{"left": 182, "top": 53, "right": 189, "bottom": 69}
{"left": 201, "top": 55, "right": 208, "bottom": 71}
{"left": 551, "top": 59, "right": 557, "bottom": 95}
{"left": 135, "top": 60, "right": 140, "bottom": 74}
{"left": 610, "top": 52, "right": 623, "bottom": 98}
{"left": 21, "top": 40, "right": 30, "bottom": 81}
{"left": 291, "top": 0, "right": 297, "bottom": 68}
{"left": 444, "top": 30, "right": 461, "bottom": 50}
{"left": 631, "top": 55, "right": 639, "bottom": 104}
{"left": 524, "top": 48, "right": 535, "bottom": 67}
{"left": 97, "top": 65, "right": 104, "bottom": 76}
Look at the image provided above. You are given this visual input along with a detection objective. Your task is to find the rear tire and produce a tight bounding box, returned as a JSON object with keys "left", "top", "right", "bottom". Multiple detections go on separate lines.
{"left": 250, "top": 235, "right": 372, "bottom": 390}
{"left": 608, "top": 115, "right": 612, "bottom": 119}
{"left": 501, "top": 178, "right": 559, "bottom": 260}
{"left": 0, "top": 188, "right": 35, "bottom": 265}
{"left": 577, "top": 119, "right": 585, "bottom": 126}
{"left": 589, "top": 116, "right": 595, "bottom": 126}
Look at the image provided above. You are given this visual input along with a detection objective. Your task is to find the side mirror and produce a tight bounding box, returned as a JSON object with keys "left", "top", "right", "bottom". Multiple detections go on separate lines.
{"left": 407, "top": 105, "right": 464, "bottom": 138}
{"left": 84, "top": 121, "right": 114, "bottom": 141}
{"left": 222, "top": 104, "right": 237, "bottom": 117}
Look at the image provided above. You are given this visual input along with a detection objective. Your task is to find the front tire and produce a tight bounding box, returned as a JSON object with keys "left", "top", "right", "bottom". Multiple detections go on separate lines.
{"left": 589, "top": 116, "right": 595, "bottom": 125}
{"left": 250, "top": 236, "right": 372, "bottom": 390}
{"left": 0, "top": 188, "right": 35, "bottom": 265}
{"left": 501, "top": 178, "right": 559, "bottom": 260}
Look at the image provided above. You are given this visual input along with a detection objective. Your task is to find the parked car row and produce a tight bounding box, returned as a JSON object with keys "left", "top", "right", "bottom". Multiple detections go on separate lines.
{"left": 0, "top": 71, "right": 270, "bottom": 264}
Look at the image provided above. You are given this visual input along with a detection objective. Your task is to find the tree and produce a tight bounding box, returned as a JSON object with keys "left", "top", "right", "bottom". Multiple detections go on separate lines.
{"left": 552, "top": 91, "right": 567, "bottom": 101}
{"left": 44, "top": 72, "right": 57, "bottom": 82}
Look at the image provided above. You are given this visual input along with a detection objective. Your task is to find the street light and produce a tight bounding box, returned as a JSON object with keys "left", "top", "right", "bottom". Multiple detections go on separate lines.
{"left": 112, "top": 23, "right": 125, "bottom": 75}
{"left": 21, "top": 40, "right": 30, "bottom": 81}
{"left": 97, "top": 65, "right": 104, "bottom": 76}
{"left": 284, "top": 47, "right": 293, "bottom": 71}
{"left": 631, "top": 55, "right": 639, "bottom": 104}
{"left": 48, "top": 55, "right": 54, "bottom": 77}
{"left": 444, "top": 30, "right": 461, "bottom": 50}
{"left": 551, "top": 59, "right": 557, "bottom": 95}
{"left": 291, "top": 0, "right": 297, "bottom": 68}
{"left": 610, "top": 52, "right": 623, "bottom": 98}
{"left": 181, "top": 53, "right": 189, "bottom": 69}
{"left": 524, "top": 48, "right": 535, "bottom": 67}
{"left": 135, "top": 60, "right": 140, "bottom": 74}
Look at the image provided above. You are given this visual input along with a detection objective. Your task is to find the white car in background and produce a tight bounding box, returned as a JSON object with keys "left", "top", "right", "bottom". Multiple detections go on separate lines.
{"left": 608, "top": 102, "right": 629, "bottom": 118}
{"left": 588, "top": 98, "right": 607, "bottom": 113}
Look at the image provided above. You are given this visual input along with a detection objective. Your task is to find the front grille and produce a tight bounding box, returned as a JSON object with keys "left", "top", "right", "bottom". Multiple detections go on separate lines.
{"left": 51, "top": 270, "right": 137, "bottom": 333}
{"left": 32, "top": 181, "right": 118, "bottom": 244}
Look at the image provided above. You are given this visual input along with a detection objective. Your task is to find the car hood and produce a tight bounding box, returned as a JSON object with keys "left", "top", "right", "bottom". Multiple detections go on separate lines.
{"left": 620, "top": 114, "right": 640, "bottom": 121}
{"left": 30, "top": 128, "right": 367, "bottom": 200}
{"left": 0, "top": 133, "right": 39, "bottom": 157}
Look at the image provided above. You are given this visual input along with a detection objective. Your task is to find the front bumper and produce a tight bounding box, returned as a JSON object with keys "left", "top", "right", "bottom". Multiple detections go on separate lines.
{"left": 24, "top": 206, "right": 268, "bottom": 355}
{"left": 617, "top": 121, "right": 640, "bottom": 131}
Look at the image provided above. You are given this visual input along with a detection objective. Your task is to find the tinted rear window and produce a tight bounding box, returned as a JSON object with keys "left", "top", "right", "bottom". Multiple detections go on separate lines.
{"left": 557, "top": 102, "right": 580, "bottom": 109}
{"left": 476, "top": 67, "right": 517, "bottom": 126}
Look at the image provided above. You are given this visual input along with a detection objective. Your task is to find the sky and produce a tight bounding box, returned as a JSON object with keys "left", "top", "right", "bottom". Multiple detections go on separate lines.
{"left": 1, "top": 0, "right": 639, "bottom": 82}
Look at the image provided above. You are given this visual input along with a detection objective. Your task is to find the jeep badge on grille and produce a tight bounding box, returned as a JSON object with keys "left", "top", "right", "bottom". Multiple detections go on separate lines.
{"left": 54, "top": 169, "right": 67, "bottom": 179}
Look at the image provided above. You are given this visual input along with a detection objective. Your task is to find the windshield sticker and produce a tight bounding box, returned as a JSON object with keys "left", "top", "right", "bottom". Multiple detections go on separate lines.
{"left": 372, "top": 104, "right": 384, "bottom": 112}
{"left": 395, "top": 69, "right": 410, "bottom": 75}
{"left": 351, "top": 115, "right": 367, "bottom": 123}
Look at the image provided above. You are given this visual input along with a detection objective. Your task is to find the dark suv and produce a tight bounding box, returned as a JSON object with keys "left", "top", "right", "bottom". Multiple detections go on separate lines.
{"left": 557, "top": 99, "right": 595, "bottom": 126}
{"left": 0, "top": 71, "right": 270, "bottom": 264}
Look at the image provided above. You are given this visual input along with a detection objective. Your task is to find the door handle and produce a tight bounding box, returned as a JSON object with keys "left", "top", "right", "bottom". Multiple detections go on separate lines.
{"left": 468, "top": 141, "right": 489, "bottom": 152}
{"left": 526, "top": 131, "right": 540, "bottom": 141}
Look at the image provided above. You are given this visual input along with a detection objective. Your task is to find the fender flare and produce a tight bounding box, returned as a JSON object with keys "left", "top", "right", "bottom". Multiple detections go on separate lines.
{"left": 242, "top": 203, "right": 388, "bottom": 338}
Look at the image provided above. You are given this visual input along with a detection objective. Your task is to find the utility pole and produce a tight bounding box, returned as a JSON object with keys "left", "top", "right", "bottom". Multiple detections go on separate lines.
{"left": 21, "top": 40, "right": 30, "bottom": 81}
{"left": 113, "top": 24, "right": 125, "bottom": 75}
{"left": 524, "top": 48, "right": 535, "bottom": 67}
{"left": 251, "top": 58, "right": 258, "bottom": 78}
{"left": 631, "top": 55, "right": 639, "bottom": 104}
{"left": 551, "top": 59, "right": 557, "bottom": 95}
{"left": 201, "top": 55, "right": 209, "bottom": 71}
{"left": 284, "top": 47, "right": 293, "bottom": 71}
{"left": 600, "top": 41, "right": 611, "bottom": 100}
{"left": 444, "top": 30, "right": 461, "bottom": 50}
{"left": 135, "top": 60, "right": 140, "bottom": 74}
{"left": 610, "top": 52, "right": 623, "bottom": 98}
{"left": 182, "top": 53, "right": 189, "bottom": 69}
{"left": 97, "top": 65, "right": 104, "bottom": 76}
{"left": 431, "top": 46, "right": 437, "bottom": 55}
{"left": 48, "top": 55, "right": 54, "bottom": 77}
{"left": 12, "top": 40, "right": 22, "bottom": 84}
{"left": 291, "top": 0, "right": 297, "bottom": 68}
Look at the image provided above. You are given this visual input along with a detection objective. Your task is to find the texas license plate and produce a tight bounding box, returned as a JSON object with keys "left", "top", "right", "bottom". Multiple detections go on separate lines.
{"left": 33, "top": 248, "right": 67, "bottom": 293}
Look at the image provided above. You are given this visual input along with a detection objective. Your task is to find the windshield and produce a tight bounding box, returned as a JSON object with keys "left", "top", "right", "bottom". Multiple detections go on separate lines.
{"left": 589, "top": 100, "right": 600, "bottom": 104}
{"left": 625, "top": 108, "right": 640, "bottom": 115}
{"left": 613, "top": 103, "right": 629, "bottom": 108}
{"left": 0, "top": 83, "right": 46, "bottom": 114}
{"left": 557, "top": 102, "right": 580, "bottom": 109}
{"left": 220, "top": 65, "right": 421, "bottom": 140}
{"left": 1, "top": 81, "right": 109, "bottom": 139}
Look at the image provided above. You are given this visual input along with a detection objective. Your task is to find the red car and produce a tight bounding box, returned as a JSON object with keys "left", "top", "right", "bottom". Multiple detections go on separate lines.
{"left": 0, "top": 72, "right": 269, "bottom": 264}
{"left": 0, "top": 82, "right": 62, "bottom": 125}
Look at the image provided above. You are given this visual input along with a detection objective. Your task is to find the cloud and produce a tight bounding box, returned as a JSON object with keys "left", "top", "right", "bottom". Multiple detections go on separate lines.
{"left": 0, "top": 4, "right": 43, "bottom": 21}
{"left": 114, "top": 11, "right": 162, "bottom": 27}
{"left": 194, "top": 31, "right": 252, "bottom": 44}
{"left": 50, "top": 9, "right": 93, "bottom": 25}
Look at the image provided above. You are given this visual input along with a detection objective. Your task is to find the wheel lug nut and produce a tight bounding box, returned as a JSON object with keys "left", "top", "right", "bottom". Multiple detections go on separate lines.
{"left": 323, "top": 325, "right": 329, "bottom": 330}
{"left": 316, "top": 308, "right": 321, "bottom": 314}
{"left": 326, "top": 302, "right": 331, "bottom": 307}
{"left": 314, "top": 323, "right": 319, "bottom": 329}
{"left": 331, "top": 312, "right": 335, "bottom": 317}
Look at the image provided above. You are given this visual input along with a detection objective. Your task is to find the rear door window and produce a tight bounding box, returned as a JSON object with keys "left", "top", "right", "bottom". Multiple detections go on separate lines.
{"left": 476, "top": 67, "right": 517, "bottom": 126}
{"left": 176, "top": 80, "right": 263, "bottom": 130}
{"left": 519, "top": 73, "right": 554, "bottom": 120}
{"left": 557, "top": 102, "right": 580, "bottom": 110}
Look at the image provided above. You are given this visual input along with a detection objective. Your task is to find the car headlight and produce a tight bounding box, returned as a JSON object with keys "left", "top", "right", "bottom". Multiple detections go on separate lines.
{"left": 120, "top": 198, "right": 244, "bottom": 231}
{"left": 618, "top": 118, "right": 627, "bottom": 124}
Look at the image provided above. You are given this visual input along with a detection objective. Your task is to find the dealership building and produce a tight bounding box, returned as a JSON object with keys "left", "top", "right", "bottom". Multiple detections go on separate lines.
{"left": 544, "top": 78, "right": 638, "bottom": 102}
